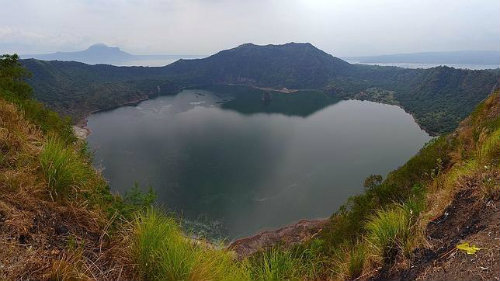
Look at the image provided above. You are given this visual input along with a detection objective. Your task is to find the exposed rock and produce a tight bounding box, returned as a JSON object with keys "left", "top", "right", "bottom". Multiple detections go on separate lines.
{"left": 228, "top": 219, "right": 328, "bottom": 258}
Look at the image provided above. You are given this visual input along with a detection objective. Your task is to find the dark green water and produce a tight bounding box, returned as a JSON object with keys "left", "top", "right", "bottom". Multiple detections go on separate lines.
{"left": 87, "top": 89, "right": 431, "bottom": 239}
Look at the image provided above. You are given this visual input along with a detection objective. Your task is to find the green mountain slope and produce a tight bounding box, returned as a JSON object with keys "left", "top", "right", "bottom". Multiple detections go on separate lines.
{"left": 2, "top": 51, "right": 499, "bottom": 280}
{"left": 20, "top": 43, "right": 499, "bottom": 135}
{"left": 164, "top": 42, "right": 351, "bottom": 88}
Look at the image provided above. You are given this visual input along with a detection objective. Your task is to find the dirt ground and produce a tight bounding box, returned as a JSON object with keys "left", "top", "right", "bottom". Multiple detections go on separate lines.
{"left": 374, "top": 169, "right": 500, "bottom": 281}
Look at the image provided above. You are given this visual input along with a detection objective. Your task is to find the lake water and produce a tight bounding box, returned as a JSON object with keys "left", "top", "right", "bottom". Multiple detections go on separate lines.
{"left": 345, "top": 61, "right": 499, "bottom": 70}
{"left": 87, "top": 89, "right": 431, "bottom": 239}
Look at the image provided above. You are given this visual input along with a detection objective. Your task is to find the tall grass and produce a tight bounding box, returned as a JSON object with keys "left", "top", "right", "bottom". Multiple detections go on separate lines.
{"left": 249, "top": 248, "right": 303, "bottom": 281}
{"left": 131, "top": 208, "right": 249, "bottom": 281}
{"left": 333, "top": 243, "right": 366, "bottom": 280}
{"left": 39, "top": 136, "right": 88, "bottom": 197}
{"left": 365, "top": 204, "right": 416, "bottom": 264}
{"left": 478, "top": 128, "right": 500, "bottom": 164}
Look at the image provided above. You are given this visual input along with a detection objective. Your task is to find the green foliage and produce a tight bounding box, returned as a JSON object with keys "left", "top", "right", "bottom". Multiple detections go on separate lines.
{"left": 132, "top": 208, "right": 249, "bottom": 281}
{"left": 4, "top": 45, "right": 498, "bottom": 279}
{"left": 22, "top": 58, "right": 179, "bottom": 124}
{"left": 167, "top": 43, "right": 351, "bottom": 89}
{"left": 125, "top": 182, "right": 157, "bottom": 209}
{"left": 363, "top": 174, "right": 383, "bottom": 190}
{"left": 1, "top": 54, "right": 75, "bottom": 143}
{"left": 39, "top": 136, "right": 89, "bottom": 197}
{"left": 318, "top": 136, "right": 450, "bottom": 257}
{"left": 109, "top": 182, "right": 158, "bottom": 220}
{"left": 0, "top": 54, "right": 32, "bottom": 99}
{"left": 21, "top": 44, "right": 498, "bottom": 135}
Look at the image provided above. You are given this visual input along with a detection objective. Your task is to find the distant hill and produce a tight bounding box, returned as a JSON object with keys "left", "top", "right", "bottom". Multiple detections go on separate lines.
{"left": 20, "top": 42, "right": 500, "bottom": 135}
{"left": 163, "top": 42, "right": 352, "bottom": 88}
{"left": 23, "top": 44, "right": 135, "bottom": 65}
{"left": 22, "top": 44, "right": 204, "bottom": 66}
{"left": 349, "top": 50, "right": 500, "bottom": 65}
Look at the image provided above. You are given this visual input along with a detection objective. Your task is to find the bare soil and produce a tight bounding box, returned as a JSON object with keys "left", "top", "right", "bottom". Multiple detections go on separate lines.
{"left": 373, "top": 169, "right": 500, "bottom": 281}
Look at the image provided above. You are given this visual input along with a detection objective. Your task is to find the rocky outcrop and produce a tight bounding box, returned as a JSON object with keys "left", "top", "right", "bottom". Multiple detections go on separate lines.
{"left": 228, "top": 219, "right": 328, "bottom": 258}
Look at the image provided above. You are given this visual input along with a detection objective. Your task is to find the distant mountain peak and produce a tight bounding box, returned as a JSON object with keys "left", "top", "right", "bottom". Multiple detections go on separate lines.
{"left": 89, "top": 43, "right": 109, "bottom": 48}
{"left": 167, "top": 42, "right": 351, "bottom": 88}
{"left": 23, "top": 43, "right": 133, "bottom": 64}
{"left": 85, "top": 43, "right": 124, "bottom": 53}
{"left": 236, "top": 42, "right": 315, "bottom": 49}
{"left": 236, "top": 43, "right": 256, "bottom": 48}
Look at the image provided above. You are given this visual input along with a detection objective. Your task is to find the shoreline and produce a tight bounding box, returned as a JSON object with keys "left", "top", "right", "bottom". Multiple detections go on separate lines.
{"left": 228, "top": 218, "right": 328, "bottom": 258}
{"left": 71, "top": 85, "right": 440, "bottom": 140}
{"left": 72, "top": 95, "right": 154, "bottom": 140}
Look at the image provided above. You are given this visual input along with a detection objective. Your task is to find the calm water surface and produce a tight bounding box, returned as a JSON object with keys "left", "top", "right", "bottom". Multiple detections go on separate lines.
{"left": 87, "top": 89, "right": 431, "bottom": 239}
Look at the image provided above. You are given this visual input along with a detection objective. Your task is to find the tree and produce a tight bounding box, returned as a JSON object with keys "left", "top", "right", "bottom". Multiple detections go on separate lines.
{"left": 363, "top": 174, "right": 383, "bottom": 190}
{"left": 0, "top": 54, "right": 32, "bottom": 99}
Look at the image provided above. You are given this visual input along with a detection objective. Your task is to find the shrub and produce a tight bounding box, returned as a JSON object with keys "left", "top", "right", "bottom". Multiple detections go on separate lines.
{"left": 1, "top": 54, "right": 75, "bottom": 143}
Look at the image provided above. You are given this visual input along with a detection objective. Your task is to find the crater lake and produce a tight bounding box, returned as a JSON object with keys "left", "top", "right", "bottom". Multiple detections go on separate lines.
{"left": 86, "top": 89, "right": 431, "bottom": 239}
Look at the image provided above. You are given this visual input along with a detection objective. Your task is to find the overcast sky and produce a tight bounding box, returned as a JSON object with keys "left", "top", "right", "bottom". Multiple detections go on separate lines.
{"left": 1, "top": 0, "right": 499, "bottom": 57}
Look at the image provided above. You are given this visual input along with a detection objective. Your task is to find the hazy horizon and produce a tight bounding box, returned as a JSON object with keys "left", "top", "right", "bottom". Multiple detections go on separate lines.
{"left": 19, "top": 42, "right": 500, "bottom": 58}
{"left": 1, "top": 0, "right": 499, "bottom": 57}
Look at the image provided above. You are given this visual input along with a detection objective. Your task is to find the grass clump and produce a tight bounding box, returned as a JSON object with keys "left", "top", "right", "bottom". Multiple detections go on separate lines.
{"left": 333, "top": 243, "right": 366, "bottom": 280}
{"left": 39, "top": 136, "right": 89, "bottom": 197}
{"left": 478, "top": 128, "right": 500, "bottom": 164}
{"left": 365, "top": 199, "right": 422, "bottom": 265}
{"left": 250, "top": 249, "right": 298, "bottom": 281}
{"left": 131, "top": 208, "right": 249, "bottom": 281}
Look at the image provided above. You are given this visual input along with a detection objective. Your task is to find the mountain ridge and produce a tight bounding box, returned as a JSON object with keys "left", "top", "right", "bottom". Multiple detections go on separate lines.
{"left": 22, "top": 44, "right": 204, "bottom": 65}
{"left": 19, "top": 42, "right": 500, "bottom": 135}
{"left": 2, "top": 46, "right": 500, "bottom": 281}
{"left": 23, "top": 44, "right": 134, "bottom": 64}
{"left": 163, "top": 42, "right": 351, "bottom": 88}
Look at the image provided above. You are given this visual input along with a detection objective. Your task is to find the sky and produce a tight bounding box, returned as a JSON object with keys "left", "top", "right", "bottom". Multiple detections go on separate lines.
{"left": 1, "top": 0, "right": 499, "bottom": 57}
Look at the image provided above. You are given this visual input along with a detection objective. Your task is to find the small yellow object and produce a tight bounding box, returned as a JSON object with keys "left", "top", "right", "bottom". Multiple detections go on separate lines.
{"left": 456, "top": 242, "right": 481, "bottom": 255}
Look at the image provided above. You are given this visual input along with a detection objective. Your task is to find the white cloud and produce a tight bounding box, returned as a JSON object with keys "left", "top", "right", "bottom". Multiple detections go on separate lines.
{"left": 0, "top": 0, "right": 499, "bottom": 56}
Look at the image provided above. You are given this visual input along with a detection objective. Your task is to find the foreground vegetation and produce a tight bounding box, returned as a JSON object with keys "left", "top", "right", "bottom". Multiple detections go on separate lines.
{"left": 2, "top": 53, "right": 499, "bottom": 280}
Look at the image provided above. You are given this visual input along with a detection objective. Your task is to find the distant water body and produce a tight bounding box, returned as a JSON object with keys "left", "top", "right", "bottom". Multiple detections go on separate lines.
{"left": 112, "top": 55, "right": 206, "bottom": 67}
{"left": 117, "top": 59, "right": 499, "bottom": 69}
{"left": 87, "top": 90, "right": 431, "bottom": 239}
{"left": 346, "top": 60, "right": 499, "bottom": 70}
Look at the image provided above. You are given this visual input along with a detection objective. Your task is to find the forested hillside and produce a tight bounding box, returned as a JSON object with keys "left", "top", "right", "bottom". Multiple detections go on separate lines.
{"left": 2, "top": 54, "right": 499, "bottom": 280}
{"left": 21, "top": 43, "right": 499, "bottom": 134}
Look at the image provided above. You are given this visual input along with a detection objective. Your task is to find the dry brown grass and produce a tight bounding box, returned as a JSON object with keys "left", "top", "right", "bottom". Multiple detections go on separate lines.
{"left": 0, "top": 97, "right": 132, "bottom": 280}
